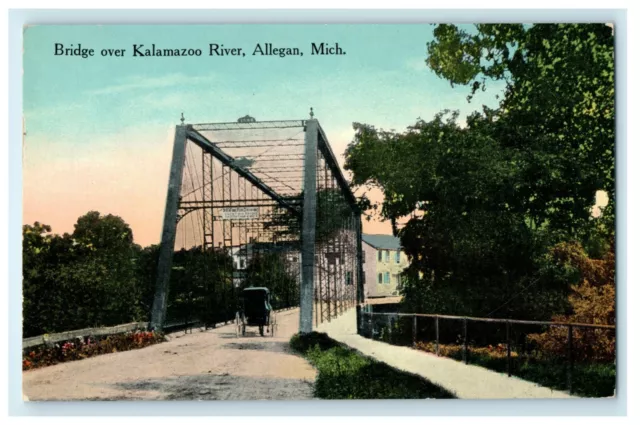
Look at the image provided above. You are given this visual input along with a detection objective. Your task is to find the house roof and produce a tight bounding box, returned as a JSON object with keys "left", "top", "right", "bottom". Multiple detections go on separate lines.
{"left": 362, "top": 234, "right": 401, "bottom": 250}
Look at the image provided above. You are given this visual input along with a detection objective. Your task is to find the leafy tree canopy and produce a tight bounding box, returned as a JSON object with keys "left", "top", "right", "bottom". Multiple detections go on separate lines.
{"left": 23, "top": 213, "right": 142, "bottom": 337}
{"left": 427, "top": 24, "right": 615, "bottom": 235}
{"left": 72, "top": 211, "right": 135, "bottom": 252}
{"left": 345, "top": 24, "right": 615, "bottom": 319}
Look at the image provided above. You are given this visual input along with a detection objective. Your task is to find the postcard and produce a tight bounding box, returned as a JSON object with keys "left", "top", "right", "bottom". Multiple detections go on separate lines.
{"left": 21, "top": 23, "right": 616, "bottom": 401}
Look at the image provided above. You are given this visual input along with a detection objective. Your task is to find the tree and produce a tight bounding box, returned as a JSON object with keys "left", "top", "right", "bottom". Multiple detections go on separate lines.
{"left": 22, "top": 213, "right": 145, "bottom": 337}
{"left": 427, "top": 24, "right": 615, "bottom": 237}
{"left": 71, "top": 212, "right": 141, "bottom": 326}
{"left": 242, "top": 250, "right": 299, "bottom": 310}
{"left": 72, "top": 211, "right": 134, "bottom": 253}
{"left": 344, "top": 24, "right": 614, "bottom": 319}
{"left": 134, "top": 244, "right": 161, "bottom": 322}
{"left": 346, "top": 114, "right": 560, "bottom": 319}
{"left": 167, "top": 247, "right": 233, "bottom": 326}
{"left": 23, "top": 223, "right": 78, "bottom": 336}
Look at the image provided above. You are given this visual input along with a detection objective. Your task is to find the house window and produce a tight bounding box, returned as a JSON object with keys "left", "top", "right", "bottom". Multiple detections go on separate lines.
{"left": 385, "top": 250, "right": 390, "bottom": 262}
{"left": 378, "top": 273, "right": 383, "bottom": 284}
{"left": 378, "top": 251, "right": 382, "bottom": 262}
{"left": 395, "top": 250, "right": 401, "bottom": 264}
{"left": 384, "top": 272, "right": 390, "bottom": 284}
{"left": 396, "top": 274, "right": 401, "bottom": 285}
{"left": 346, "top": 271, "right": 353, "bottom": 285}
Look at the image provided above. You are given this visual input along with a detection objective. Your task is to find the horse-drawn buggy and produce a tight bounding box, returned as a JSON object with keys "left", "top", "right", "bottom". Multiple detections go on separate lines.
{"left": 235, "top": 287, "right": 277, "bottom": 337}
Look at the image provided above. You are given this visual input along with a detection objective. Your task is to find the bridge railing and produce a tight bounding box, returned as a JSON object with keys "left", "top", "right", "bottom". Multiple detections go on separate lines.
{"left": 358, "top": 310, "right": 616, "bottom": 396}
{"left": 22, "top": 322, "right": 149, "bottom": 351}
{"left": 165, "top": 304, "right": 300, "bottom": 334}
{"left": 23, "top": 305, "right": 302, "bottom": 351}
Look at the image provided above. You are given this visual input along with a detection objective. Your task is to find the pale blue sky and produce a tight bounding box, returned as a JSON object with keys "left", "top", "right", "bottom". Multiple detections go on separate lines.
{"left": 24, "top": 24, "right": 501, "bottom": 138}
{"left": 23, "top": 24, "right": 504, "bottom": 244}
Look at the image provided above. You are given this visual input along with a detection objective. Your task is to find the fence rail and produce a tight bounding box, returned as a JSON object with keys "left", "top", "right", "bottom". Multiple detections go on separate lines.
{"left": 23, "top": 306, "right": 302, "bottom": 350}
{"left": 23, "top": 322, "right": 149, "bottom": 350}
{"left": 362, "top": 311, "right": 616, "bottom": 330}
{"left": 359, "top": 310, "right": 616, "bottom": 395}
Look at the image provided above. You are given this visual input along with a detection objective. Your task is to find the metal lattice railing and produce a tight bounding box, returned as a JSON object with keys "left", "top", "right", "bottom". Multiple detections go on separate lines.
{"left": 359, "top": 310, "right": 616, "bottom": 395}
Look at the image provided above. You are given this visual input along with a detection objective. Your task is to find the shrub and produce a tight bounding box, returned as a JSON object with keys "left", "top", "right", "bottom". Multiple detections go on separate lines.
{"left": 528, "top": 242, "right": 615, "bottom": 363}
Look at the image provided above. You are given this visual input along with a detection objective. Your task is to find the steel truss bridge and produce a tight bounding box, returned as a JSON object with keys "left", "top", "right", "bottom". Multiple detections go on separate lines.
{"left": 150, "top": 113, "right": 364, "bottom": 333}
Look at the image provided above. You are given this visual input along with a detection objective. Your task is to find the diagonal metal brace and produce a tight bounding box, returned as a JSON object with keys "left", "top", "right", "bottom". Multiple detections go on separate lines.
{"left": 316, "top": 124, "right": 360, "bottom": 214}
{"left": 185, "top": 127, "right": 301, "bottom": 217}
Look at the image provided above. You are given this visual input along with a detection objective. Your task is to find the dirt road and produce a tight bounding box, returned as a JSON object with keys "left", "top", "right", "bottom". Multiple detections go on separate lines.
{"left": 23, "top": 309, "right": 317, "bottom": 401}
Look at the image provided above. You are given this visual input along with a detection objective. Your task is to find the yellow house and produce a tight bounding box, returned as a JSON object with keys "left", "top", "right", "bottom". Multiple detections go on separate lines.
{"left": 362, "top": 234, "right": 409, "bottom": 298}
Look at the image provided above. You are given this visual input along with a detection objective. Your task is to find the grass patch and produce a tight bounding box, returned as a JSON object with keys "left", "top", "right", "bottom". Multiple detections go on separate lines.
{"left": 290, "top": 332, "right": 455, "bottom": 399}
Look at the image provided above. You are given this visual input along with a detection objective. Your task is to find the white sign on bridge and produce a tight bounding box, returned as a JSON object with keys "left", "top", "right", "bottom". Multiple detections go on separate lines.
{"left": 221, "top": 207, "right": 260, "bottom": 220}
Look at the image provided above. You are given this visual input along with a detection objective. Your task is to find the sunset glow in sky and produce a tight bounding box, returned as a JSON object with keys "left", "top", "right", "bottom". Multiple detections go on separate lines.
{"left": 23, "top": 24, "right": 503, "bottom": 247}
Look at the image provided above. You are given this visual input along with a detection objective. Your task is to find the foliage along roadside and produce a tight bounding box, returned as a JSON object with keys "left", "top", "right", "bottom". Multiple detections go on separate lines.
{"left": 369, "top": 237, "right": 616, "bottom": 398}
{"left": 22, "top": 330, "right": 165, "bottom": 371}
{"left": 289, "top": 332, "right": 455, "bottom": 399}
{"left": 527, "top": 241, "right": 615, "bottom": 363}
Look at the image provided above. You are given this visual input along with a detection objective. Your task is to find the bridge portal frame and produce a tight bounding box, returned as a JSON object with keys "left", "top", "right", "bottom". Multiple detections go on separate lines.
{"left": 150, "top": 116, "right": 363, "bottom": 334}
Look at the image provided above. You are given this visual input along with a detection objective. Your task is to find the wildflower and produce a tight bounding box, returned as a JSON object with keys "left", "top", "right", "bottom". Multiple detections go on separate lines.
{"left": 61, "top": 341, "right": 75, "bottom": 355}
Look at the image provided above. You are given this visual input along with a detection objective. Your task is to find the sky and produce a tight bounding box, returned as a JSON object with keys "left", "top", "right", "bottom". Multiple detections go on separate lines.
{"left": 23, "top": 24, "right": 504, "bottom": 247}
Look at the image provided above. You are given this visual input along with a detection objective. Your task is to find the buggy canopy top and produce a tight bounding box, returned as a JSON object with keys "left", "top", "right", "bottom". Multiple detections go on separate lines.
{"left": 242, "top": 287, "right": 272, "bottom": 318}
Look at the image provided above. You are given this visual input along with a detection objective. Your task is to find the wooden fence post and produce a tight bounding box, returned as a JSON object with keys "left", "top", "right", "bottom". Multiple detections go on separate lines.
{"left": 412, "top": 315, "right": 417, "bottom": 347}
{"left": 463, "top": 318, "right": 468, "bottom": 364}
{"left": 506, "top": 321, "right": 511, "bottom": 377}
{"left": 435, "top": 315, "right": 440, "bottom": 356}
{"left": 370, "top": 312, "right": 374, "bottom": 339}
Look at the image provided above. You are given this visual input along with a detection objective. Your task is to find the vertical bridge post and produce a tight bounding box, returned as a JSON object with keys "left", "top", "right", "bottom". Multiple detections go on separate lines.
{"left": 150, "top": 124, "right": 187, "bottom": 331}
{"left": 356, "top": 214, "right": 364, "bottom": 334}
{"left": 300, "top": 119, "right": 318, "bottom": 334}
